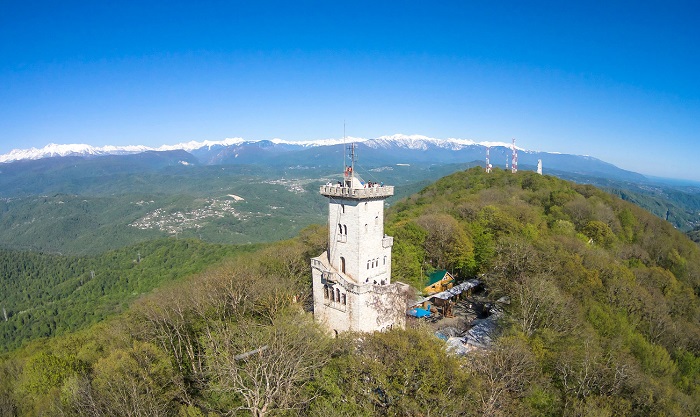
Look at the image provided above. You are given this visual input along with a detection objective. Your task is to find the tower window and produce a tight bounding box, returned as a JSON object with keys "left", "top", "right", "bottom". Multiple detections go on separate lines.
{"left": 342, "top": 293, "right": 346, "bottom": 305}
{"left": 336, "top": 288, "right": 340, "bottom": 302}
{"left": 341, "top": 204, "right": 345, "bottom": 213}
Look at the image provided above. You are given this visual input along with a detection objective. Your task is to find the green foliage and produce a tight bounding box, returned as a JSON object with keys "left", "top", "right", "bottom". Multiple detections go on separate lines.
{"left": 674, "top": 349, "right": 700, "bottom": 395}
{"left": 386, "top": 220, "right": 427, "bottom": 288}
{"left": 384, "top": 167, "right": 700, "bottom": 414}
{"left": 688, "top": 226, "right": 700, "bottom": 245}
{"left": 19, "top": 352, "right": 86, "bottom": 396}
{"left": 0, "top": 238, "right": 250, "bottom": 352}
{"left": 85, "top": 341, "right": 179, "bottom": 416}
{"left": 2, "top": 166, "right": 700, "bottom": 416}
{"left": 628, "top": 332, "right": 677, "bottom": 378}
{"left": 583, "top": 220, "right": 616, "bottom": 248}
{"left": 309, "top": 327, "right": 476, "bottom": 416}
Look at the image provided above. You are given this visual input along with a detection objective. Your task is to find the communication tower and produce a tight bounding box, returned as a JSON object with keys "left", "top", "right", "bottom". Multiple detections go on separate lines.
{"left": 537, "top": 159, "right": 543, "bottom": 175}
{"left": 485, "top": 147, "right": 492, "bottom": 173}
{"left": 511, "top": 138, "right": 518, "bottom": 174}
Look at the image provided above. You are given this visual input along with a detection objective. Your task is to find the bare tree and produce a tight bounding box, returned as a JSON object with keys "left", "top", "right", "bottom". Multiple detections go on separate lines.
{"left": 487, "top": 237, "right": 539, "bottom": 296}
{"left": 555, "top": 339, "right": 630, "bottom": 411}
{"left": 469, "top": 336, "right": 537, "bottom": 416}
{"left": 206, "top": 315, "right": 331, "bottom": 417}
{"left": 416, "top": 213, "right": 474, "bottom": 272}
{"left": 513, "top": 274, "right": 578, "bottom": 337}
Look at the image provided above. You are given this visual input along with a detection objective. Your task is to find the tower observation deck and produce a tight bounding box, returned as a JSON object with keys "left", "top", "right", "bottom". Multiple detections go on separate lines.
{"left": 319, "top": 183, "right": 394, "bottom": 200}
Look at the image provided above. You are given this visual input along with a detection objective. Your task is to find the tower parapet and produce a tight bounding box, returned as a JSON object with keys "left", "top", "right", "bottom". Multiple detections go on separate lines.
{"left": 320, "top": 184, "right": 394, "bottom": 199}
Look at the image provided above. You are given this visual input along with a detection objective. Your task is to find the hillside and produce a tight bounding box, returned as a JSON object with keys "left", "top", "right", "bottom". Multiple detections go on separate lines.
{"left": 690, "top": 226, "right": 700, "bottom": 245}
{"left": 1, "top": 168, "right": 699, "bottom": 416}
{"left": 0, "top": 239, "right": 253, "bottom": 352}
{"left": 0, "top": 155, "right": 471, "bottom": 254}
{"left": 1, "top": 140, "right": 699, "bottom": 258}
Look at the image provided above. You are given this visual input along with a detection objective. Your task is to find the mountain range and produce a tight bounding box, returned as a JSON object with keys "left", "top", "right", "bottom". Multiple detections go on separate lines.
{"left": 0, "top": 134, "right": 698, "bottom": 256}
{"left": 1, "top": 134, "right": 646, "bottom": 182}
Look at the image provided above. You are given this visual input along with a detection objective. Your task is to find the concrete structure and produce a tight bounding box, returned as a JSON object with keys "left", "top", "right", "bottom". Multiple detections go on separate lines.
{"left": 311, "top": 157, "right": 409, "bottom": 334}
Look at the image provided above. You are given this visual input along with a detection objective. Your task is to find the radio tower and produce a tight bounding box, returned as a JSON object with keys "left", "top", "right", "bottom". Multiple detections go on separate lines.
{"left": 511, "top": 138, "right": 518, "bottom": 173}
{"left": 485, "top": 147, "right": 492, "bottom": 173}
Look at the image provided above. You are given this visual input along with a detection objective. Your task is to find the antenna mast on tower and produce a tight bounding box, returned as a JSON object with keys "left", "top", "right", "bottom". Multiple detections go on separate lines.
{"left": 344, "top": 141, "right": 356, "bottom": 187}
{"left": 511, "top": 138, "right": 518, "bottom": 173}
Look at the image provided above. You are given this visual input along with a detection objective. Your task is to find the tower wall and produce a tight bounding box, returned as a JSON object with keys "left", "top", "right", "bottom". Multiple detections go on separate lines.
{"left": 311, "top": 183, "right": 405, "bottom": 334}
{"left": 327, "top": 197, "right": 392, "bottom": 285}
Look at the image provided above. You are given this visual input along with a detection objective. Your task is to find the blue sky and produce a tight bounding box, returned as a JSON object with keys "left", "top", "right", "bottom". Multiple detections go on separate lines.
{"left": 1, "top": 1, "right": 699, "bottom": 180}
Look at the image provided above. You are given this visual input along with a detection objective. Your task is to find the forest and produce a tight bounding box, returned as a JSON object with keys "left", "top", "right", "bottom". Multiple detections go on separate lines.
{"left": 0, "top": 239, "right": 254, "bottom": 352}
{"left": 0, "top": 167, "right": 698, "bottom": 416}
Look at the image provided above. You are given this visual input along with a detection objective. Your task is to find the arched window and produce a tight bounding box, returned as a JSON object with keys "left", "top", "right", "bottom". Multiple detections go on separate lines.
{"left": 336, "top": 288, "right": 340, "bottom": 302}
{"left": 375, "top": 216, "right": 379, "bottom": 226}
{"left": 338, "top": 223, "right": 342, "bottom": 235}
{"left": 383, "top": 256, "right": 387, "bottom": 265}
{"left": 343, "top": 225, "right": 347, "bottom": 235}
{"left": 341, "top": 204, "right": 345, "bottom": 213}
{"left": 367, "top": 260, "right": 370, "bottom": 269}
{"left": 340, "top": 257, "right": 346, "bottom": 274}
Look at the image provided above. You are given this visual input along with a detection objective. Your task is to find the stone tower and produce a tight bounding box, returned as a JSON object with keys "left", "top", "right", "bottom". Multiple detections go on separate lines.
{"left": 311, "top": 145, "right": 408, "bottom": 334}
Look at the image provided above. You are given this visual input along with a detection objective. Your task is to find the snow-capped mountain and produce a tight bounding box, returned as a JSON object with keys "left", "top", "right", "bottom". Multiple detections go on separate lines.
{"left": 0, "top": 134, "right": 516, "bottom": 164}
{"left": 0, "top": 143, "right": 154, "bottom": 163}
{"left": 0, "top": 134, "right": 645, "bottom": 182}
{"left": 366, "top": 134, "right": 515, "bottom": 151}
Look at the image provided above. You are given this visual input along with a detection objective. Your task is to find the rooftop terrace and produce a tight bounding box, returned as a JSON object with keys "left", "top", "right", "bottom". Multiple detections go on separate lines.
{"left": 320, "top": 184, "right": 394, "bottom": 199}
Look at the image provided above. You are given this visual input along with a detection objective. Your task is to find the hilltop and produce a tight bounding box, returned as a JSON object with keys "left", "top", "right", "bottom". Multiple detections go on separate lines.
{"left": 1, "top": 167, "right": 698, "bottom": 416}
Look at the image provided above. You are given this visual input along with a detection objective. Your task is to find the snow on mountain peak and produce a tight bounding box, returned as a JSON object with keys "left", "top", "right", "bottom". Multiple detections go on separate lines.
{"left": 367, "top": 134, "right": 510, "bottom": 151}
{"left": 270, "top": 136, "right": 369, "bottom": 147}
{"left": 0, "top": 142, "right": 153, "bottom": 163}
{"left": 0, "top": 134, "right": 530, "bottom": 164}
{"left": 157, "top": 137, "right": 246, "bottom": 152}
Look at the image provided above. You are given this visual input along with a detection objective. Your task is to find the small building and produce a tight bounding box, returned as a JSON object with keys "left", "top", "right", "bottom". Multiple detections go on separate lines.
{"left": 409, "top": 279, "right": 481, "bottom": 319}
{"left": 424, "top": 270, "right": 454, "bottom": 295}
